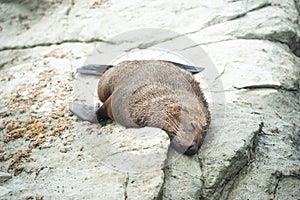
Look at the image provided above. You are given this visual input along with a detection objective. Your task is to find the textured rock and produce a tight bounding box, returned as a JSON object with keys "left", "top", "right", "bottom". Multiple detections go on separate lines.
{"left": 188, "top": 0, "right": 300, "bottom": 56}
{"left": 162, "top": 149, "right": 203, "bottom": 200}
{"left": 0, "top": 0, "right": 299, "bottom": 199}
{"left": 0, "top": 172, "right": 12, "bottom": 183}
{"left": 127, "top": 171, "right": 164, "bottom": 199}
{"left": 225, "top": 89, "right": 300, "bottom": 200}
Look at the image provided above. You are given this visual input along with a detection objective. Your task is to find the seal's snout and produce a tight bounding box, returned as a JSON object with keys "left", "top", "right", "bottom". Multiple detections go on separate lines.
{"left": 184, "top": 144, "right": 198, "bottom": 155}
{"left": 170, "top": 139, "right": 199, "bottom": 156}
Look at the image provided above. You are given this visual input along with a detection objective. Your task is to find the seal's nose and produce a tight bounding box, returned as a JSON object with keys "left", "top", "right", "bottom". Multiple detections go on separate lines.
{"left": 184, "top": 145, "right": 198, "bottom": 155}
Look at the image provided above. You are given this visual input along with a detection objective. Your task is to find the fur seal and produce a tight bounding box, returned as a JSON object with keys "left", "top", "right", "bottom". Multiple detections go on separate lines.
{"left": 70, "top": 60, "right": 210, "bottom": 155}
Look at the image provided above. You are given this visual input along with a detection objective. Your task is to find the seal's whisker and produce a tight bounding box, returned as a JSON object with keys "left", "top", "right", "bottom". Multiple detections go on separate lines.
{"left": 167, "top": 116, "right": 180, "bottom": 131}
{"left": 167, "top": 117, "right": 186, "bottom": 140}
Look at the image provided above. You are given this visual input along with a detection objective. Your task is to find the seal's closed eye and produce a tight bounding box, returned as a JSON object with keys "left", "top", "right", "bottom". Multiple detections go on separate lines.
{"left": 191, "top": 122, "right": 196, "bottom": 130}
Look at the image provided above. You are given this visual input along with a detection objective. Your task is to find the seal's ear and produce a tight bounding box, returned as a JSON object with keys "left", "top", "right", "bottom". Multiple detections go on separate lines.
{"left": 76, "top": 64, "right": 113, "bottom": 76}
{"left": 163, "top": 61, "right": 205, "bottom": 74}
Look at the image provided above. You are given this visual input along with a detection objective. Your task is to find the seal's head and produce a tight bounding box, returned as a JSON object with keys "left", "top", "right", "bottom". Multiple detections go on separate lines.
{"left": 163, "top": 101, "right": 209, "bottom": 155}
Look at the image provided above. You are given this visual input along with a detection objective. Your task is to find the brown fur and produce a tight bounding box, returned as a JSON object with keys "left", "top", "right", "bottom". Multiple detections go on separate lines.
{"left": 97, "top": 60, "right": 210, "bottom": 155}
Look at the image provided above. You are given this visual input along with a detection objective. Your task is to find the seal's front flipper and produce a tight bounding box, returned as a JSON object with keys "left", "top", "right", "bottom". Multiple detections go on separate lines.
{"left": 76, "top": 64, "right": 113, "bottom": 76}
{"left": 69, "top": 103, "right": 99, "bottom": 123}
{"left": 164, "top": 61, "right": 205, "bottom": 74}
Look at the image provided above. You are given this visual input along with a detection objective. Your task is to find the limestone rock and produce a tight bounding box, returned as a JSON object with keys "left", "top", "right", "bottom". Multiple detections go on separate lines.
{"left": 0, "top": 0, "right": 299, "bottom": 199}
{"left": 0, "top": 172, "right": 12, "bottom": 183}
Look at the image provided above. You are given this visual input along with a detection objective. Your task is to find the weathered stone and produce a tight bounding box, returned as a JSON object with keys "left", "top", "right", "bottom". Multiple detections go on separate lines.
{"left": 0, "top": 0, "right": 299, "bottom": 199}
{"left": 0, "top": 172, "right": 12, "bottom": 183}
{"left": 127, "top": 171, "right": 164, "bottom": 200}
{"left": 0, "top": 186, "right": 12, "bottom": 197}
{"left": 226, "top": 89, "right": 300, "bottom": 200}
{"left": 162, "top": 149, "right": 203, "bottom": 200}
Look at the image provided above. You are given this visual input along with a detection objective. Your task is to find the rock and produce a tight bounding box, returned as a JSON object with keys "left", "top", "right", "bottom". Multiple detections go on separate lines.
{"left": 59, "top": 148, "right": 70, "bottom": 153}
{"left": 162, "top": 149, "right": 203, "bottom": 199}
{"left": 126, "top": 171, "right": 164, "bottom": 199}
{"left": 0, "top": 186, "right": 12, "bottom": 196}
{"left": 189, "top": 1, "right": 300, "bottom": 57}
{"left": 275, "top": 177, "right": 300, "bottom": 200}
{"left": 225, "top": 89, "right": 300, "bottom": 200}
{"left": 0, "top": 0, "right": 299, "bottom": 199}
{"left": 200, "top": 40, "right": 300, "bottom": 91}
{"left": 0, "top": 172, "right": 12, "bottom": 183}
{"left": 296, "top": 0, "right": 300, "bottom": 12}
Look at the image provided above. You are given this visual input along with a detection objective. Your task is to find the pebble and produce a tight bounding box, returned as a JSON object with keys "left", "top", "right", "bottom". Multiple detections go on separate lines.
{"left": 60, "top": 147, "right": 71, "bottom": 153}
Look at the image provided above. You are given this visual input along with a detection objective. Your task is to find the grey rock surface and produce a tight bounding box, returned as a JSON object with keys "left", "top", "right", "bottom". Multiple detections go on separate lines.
{"left": 0, "top": 0, "right": 299, "bottom": 200}
{"left": 0, "top": 172, "right": 12, "bottom": 183}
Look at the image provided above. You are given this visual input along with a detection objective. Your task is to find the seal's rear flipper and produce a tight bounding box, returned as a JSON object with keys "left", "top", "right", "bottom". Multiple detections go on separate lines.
{"left": 96, "top": 96, "right": 113, "bottom": 122}
{"left": 76, "top": 64, "right": 113, "bottom": 76}
{"left": 76, "top": 61, "right": 204, "bottom": 76}
{"left": 95, "top": 104, "right": 110, "bottom": 122}
{"left": 69, "top": 103, "right": 99, "bottom": 123}
{"left": 164, "top": 61, "right": 205, "bottom": 74}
